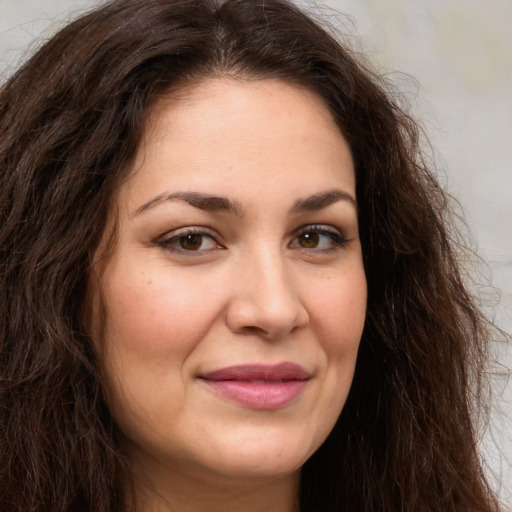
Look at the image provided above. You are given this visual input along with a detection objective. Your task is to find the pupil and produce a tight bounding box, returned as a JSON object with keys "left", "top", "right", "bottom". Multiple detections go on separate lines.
{"left": 300, "top": 232, "right": 319, "bottom": 248}
{"left": 180, "top": 234, "right": 202, "bottom": 250}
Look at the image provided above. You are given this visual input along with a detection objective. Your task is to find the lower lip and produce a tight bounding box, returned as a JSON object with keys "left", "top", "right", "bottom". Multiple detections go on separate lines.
{"left": 202, "top": 380, "right": 308, "bottom": 409}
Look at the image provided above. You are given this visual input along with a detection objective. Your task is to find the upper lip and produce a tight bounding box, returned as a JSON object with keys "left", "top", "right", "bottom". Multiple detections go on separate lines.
{"left": 200, "top": 362, "right": 310, "bottom": 381}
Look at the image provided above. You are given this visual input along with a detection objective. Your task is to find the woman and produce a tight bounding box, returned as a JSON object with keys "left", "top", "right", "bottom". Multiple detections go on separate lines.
{"left": 0, "top": 0, "right": 502, "bottom": 511}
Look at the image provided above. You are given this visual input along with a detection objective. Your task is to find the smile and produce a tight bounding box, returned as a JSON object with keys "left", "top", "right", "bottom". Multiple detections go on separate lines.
{"left": 199, "top": 363, "right": 311, "bottom": 409}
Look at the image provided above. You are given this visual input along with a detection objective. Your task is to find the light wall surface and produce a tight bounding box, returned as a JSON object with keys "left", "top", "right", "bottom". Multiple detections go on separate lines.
{"left": 1, "top": 0, "right": 511, "bottom": 507}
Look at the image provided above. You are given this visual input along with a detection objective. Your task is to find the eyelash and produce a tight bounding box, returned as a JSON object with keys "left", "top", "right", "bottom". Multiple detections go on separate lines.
{"left": 156, "top": 227, "right": 222, "bottom": 254}
{"left": 292, "top": 225, "right": 349, "bottom": 252}
{"left": 156, "top": 224, "right": 349, "bottom": 255}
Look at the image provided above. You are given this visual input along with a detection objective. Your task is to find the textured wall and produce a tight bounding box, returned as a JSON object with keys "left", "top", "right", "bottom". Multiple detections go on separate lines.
{"left": 1, "top": 0, "right": 511, "bottom": 506}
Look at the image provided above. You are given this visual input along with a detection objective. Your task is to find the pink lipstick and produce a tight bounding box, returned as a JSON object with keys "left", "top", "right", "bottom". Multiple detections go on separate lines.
{"left": 199, "top": 362, "right": 310, "bottom": 409}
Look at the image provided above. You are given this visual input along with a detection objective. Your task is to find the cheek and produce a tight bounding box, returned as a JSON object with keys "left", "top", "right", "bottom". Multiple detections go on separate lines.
{"left": 309, "top": 268, "right": 367, "bottom": 356}
{"left": 100, "top": 262, "right": 225, "bottom": 358}
{"left": 299, "top": 269, "right": 366, "bottom": 456}
{"left": 308, "top": 267, "right": 366, "bottom": 418}
{"left": 96, "top": 263, "right": 223, "bottom": 437}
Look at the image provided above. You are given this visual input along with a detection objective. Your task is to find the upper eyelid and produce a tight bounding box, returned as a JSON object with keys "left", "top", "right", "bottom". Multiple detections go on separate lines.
{"left": 290, "top": 224, "right": 350, "bottom": 249}
{"left": 295, "top": 223, "right": 337, "bottom": 231}
{"left": 156, "top": 225, "right": 218, "bottom": 240}
{"left": 155, "top": 223, "right": 348, "bottom": 247}
{"left": 156, "top": 223, "right": 345, "bottom": 238}
{"left": 155, "top": 228, "right": 222, "bottom": 255}
{"left": 293, "top": 224, "right": 345, "bottom": 236}
{"left": 155, "top": 226, "right": 221, "bottom": 250}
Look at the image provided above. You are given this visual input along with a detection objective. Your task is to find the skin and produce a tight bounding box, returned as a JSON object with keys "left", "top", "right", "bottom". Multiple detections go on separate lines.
{"left": 92, "top": 78, "right": 367, "bottom": 512}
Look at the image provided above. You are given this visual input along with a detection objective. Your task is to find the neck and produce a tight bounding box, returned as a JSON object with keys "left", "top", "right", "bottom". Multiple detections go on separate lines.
{"left": 127, "top": 457, "right": 301, "bottom": 512}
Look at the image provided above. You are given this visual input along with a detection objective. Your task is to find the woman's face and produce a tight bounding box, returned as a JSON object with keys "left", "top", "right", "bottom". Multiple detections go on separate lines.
{"left": 94, "top": 79, "right": 366, "bottom": 487}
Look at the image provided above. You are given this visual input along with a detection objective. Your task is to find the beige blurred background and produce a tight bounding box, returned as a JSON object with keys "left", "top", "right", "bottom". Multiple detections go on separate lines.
{"left": 1, "top": 0, "right": 511, "bottom": 506}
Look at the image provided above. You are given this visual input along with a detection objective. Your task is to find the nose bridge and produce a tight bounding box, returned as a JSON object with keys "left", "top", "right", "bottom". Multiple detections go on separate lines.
{"left": 227, "top": 243, "right": 309, "bottom": 338}
{"left": 250, "top": 246, "right": 294, "bottom": 310}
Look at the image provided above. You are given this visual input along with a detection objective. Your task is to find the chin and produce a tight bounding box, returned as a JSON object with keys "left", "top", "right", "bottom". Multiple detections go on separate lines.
{"left": 195, "top": 427, "right": 318, "bottom": 481}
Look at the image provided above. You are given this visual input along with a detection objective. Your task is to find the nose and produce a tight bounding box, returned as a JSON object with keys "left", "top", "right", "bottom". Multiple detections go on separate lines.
{"left": 225, "top": 249, "right": 309, "bottom": 340}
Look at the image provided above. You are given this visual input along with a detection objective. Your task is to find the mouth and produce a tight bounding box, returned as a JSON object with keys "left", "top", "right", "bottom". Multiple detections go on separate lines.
{"left": 199, "top": 362, "right": 310, "bottom": 410}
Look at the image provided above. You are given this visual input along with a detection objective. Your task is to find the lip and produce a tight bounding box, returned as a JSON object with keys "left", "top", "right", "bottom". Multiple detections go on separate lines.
{"left": 199, "top": 363, "right": 310, "bottom": 410}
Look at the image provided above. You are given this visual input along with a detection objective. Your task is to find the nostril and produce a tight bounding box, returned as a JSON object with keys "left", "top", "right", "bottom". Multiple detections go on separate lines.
{"left": 225, "top": 295, "right": 309, "bottom": 340}
{"left": 244, "top": 326, "right": 266, "bottom": 335}
{"left": 225, "top": 261, "right": 309, "bottom": 338}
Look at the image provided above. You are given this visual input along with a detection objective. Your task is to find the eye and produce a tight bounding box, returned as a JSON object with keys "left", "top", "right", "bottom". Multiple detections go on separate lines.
{"left": 157, "top": 228, "right": 222, "bottom": 254}
{"left": 291, "top": 225, "right": 348, "bottom": 251}
{"left": 296, "top": 231, "right": 322, "bottom": 249}
{"left": 177, "top": 233, "right": 210, "bottom": 251}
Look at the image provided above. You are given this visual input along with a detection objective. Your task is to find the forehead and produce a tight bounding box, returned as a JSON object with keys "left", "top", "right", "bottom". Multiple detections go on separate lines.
{"left": 121, "top": 78, "right": 354, "bottom": 211}
{"left": 146, "top": 77, "right": 340, "bottom": 133}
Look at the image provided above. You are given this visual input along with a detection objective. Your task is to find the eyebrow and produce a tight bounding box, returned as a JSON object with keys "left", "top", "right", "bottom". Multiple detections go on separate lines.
{"left": 291, "top": 189, "right": 357, "bottom": 213}
{"left": 133, "top": 188, "right": 356, "bottom": 217}
{"left": 133, "top": 191, "right": 244, "bottom": 217}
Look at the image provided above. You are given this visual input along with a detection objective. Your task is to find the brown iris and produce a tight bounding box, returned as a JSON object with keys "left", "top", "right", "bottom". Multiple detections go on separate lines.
{"left": 298, "top": 231, "right": 319, "bottom": 248}
{"left": 179, "top": 234, "right": 203, "bottom": 250}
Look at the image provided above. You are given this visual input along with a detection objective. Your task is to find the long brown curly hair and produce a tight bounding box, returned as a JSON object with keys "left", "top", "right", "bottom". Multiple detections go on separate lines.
{"left": 0, "top": 0, "right": 501, "bottom": 510}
